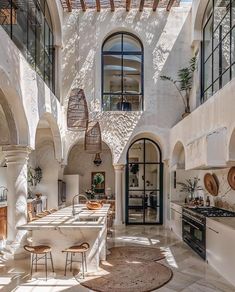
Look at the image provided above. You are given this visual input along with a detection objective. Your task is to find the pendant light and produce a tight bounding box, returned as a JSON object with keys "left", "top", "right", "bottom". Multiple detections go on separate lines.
{"left": 84, "top": 121, "right": 102, "bottom": 154}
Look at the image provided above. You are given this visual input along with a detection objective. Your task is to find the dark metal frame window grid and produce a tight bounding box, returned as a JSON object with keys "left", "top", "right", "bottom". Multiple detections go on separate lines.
{"left": 126, "top": 138, "right": 163, "bottom": 225}
{"left": 202, "top": 0, "right": 234, "bottom": 103}
{"left": 0, "top": 0, "right": 55, "bottom": 93}
{"left": 101, "top": 32, "right": 144, "bottom": 111}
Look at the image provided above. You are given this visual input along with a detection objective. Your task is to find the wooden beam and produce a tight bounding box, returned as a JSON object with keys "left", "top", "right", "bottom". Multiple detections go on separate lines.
{"left": 110, "top": 0, "right": 115, "bottom": 11}
{"left": 126, "top": 0, "right": 131, "bottom": 12}
{"left": 80, "top": 0, "right": 86, "bottom": 11}
{"left": 66, "top": 0, "right": 72, "bottom": 12}
{"left": 166, "top": 0, "right": 175, "bottom": 11}
{"left": 153, "top": 0, "right": 160, "bottom": 11}
{"left": 139, "top": 0, "right": 145, "bottom": 12}
{"left": 96, "top": 0, "right": 101, "bottom": 11}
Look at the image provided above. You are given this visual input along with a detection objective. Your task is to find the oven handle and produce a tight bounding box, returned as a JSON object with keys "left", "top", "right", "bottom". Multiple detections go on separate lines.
{"left": 182, "top": 218, "right": 200, "bottom": 230}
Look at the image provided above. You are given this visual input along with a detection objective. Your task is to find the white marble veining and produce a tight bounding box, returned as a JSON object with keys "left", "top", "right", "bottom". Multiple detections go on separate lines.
{"left": 0, "top": 225, "right": 234, "bottom": 291}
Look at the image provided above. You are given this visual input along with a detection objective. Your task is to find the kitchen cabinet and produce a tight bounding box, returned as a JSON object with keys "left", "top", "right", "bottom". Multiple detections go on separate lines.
{"left": 170, "top": 202, "right": 182, "bottom": 239}
{"left": 0, "top": 206, "right": 7, "bottom": 239}
{"left": 206, "top": 218, "right": 235, "bottom": 286}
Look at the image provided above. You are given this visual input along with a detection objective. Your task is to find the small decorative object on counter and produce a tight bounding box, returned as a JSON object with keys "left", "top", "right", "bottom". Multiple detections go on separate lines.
{"left": 204, "top": 173, "right": 219, "bottom": 196}
{"left": 206, "top": 196, "right": 210, "bottom": 207}
{"left": 177, "top": 177, "right": 203, "bottom": 201}
{"left": 86, "top": 200, "right": 103, "bottom": 210}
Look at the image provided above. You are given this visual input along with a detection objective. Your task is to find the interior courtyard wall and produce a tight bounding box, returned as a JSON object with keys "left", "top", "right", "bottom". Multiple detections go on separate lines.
{"left": 64, "top": 143, "right": 115, "bottom": 196}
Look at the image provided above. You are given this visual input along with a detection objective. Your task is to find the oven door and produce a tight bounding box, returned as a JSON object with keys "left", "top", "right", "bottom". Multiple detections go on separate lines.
{"left": 182, "top": 215, "right": 205, "bottom": 259}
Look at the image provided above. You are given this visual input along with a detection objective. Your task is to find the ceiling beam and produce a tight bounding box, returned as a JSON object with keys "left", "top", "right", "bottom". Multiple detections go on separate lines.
{"left": 96, "top": 0, "right": 101, "bottom": 11}
{"left": 166, "top": 0, "right": 175, "bottom": 11}
{"left": 110, "top": 0, "right": 115, "bottom": 11}
{"left": 126, "top": 0, "right": 131, "bottom": 12}
{"left": 139, "top": 0, "right": 145, "bottom": 12}
{"left": 80, "top": 0, "right": 86, "bottom": 11}
{"left": 65, "top": 0, "right": 72, "bottom": 12}
{"left": 153, "top": 0, "right": 160, "bottom": 11}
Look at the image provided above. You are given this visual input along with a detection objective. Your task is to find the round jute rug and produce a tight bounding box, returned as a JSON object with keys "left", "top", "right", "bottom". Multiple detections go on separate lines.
{"left": 81, "top": 259, "right": 173, "bottom": 292}
{"left": 108, "top": 245, "right": 165, "bottom": 262}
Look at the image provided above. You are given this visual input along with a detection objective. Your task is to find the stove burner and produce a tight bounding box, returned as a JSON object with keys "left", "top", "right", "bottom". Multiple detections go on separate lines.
{"left": 187, "top": 207, "right": 235, "bottom": 217}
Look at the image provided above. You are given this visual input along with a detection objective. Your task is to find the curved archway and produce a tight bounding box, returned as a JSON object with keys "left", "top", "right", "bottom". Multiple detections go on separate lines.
{"left": 171, "top": 141, "right": 186, "bottom": 169}
{"left": 126, "top": 138, "right": 163, "bottom": 224}
{"left": 64, "top": 140, "right": 114, "bottom": 203}
{"left": 102, "top": 31, "right": 144, "bottom": 111}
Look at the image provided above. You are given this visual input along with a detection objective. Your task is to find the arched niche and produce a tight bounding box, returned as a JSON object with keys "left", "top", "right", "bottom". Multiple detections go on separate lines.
{"left": 64, "top": 141, "right": 114, "bottom": 198}
{"left": 171, "top": 141, "right": 185, "bottom": 170}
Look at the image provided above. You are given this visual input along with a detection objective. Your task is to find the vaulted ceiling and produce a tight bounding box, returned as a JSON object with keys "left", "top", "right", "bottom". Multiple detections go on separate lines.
{"left": 60, "top": 0, "right": 180, "bottom": 12}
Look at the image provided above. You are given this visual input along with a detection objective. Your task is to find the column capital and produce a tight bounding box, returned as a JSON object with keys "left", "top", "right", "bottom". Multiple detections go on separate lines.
{"left": 113, "top": 164, "right": 125, "bottom": 171}
{"left": 2, "top": 145, "right": 32, "bottom": 165}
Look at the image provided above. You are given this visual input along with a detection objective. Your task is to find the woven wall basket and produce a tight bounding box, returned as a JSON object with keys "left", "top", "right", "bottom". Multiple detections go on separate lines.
{"left": 67, "top": 88, "right": 88, "bottom": 131}
{"left": 84, "top": 121, "right": 102, "bottom": 154}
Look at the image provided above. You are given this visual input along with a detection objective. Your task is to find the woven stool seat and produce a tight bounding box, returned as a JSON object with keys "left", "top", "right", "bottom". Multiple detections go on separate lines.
{"left": 62, "top": 242, "right": 90, "bottom": 253}
{"left": 24, "top": 245, "right": 52, "bottom": 254}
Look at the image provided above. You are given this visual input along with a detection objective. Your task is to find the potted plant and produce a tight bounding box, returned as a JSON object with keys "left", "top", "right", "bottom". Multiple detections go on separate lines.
{"left": 177, "top": 177, "right": 203, "bottom": 201}
{"left": 160, "top": 56, "right": 196, "bottom": 117}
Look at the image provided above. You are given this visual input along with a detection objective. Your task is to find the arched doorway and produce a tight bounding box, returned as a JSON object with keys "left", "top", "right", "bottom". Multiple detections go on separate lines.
{"left": 126, "top": 138, "right": 163, "bottom": 224}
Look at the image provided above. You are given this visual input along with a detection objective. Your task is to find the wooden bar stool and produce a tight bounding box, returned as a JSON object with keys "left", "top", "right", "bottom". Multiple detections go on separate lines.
{"left": 24, "top": 245, "right": 54, "bottom": 280}
{"left": 62, "top": 242, "right": 90, "bottom": 278}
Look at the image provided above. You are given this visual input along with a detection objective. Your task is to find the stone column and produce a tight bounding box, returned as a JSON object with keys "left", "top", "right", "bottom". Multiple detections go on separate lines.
{"left": 2, "top": 145, "right": 31, "bottom": 249}
{"left": 113, "top": 164, "right": 125, "bottom": 225}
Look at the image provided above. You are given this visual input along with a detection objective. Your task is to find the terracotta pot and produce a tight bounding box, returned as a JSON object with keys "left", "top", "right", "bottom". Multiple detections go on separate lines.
{"left": 86, "top": 200, "right": 103, "bottom": 210}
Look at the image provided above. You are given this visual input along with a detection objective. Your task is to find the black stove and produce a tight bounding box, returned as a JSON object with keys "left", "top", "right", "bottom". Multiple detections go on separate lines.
{"left": 182, "top": 207, "right": 235, "bottom": 260}
{"left": 190, "top": 207, "right": 235, "bottom": 218}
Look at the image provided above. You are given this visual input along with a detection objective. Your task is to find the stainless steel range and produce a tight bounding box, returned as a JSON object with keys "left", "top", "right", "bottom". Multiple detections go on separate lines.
{"left": 182, "top": 207, "right": 235, "bottom": 260}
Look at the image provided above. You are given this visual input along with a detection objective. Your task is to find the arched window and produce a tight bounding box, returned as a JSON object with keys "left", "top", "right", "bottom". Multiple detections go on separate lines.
{"left": 202, "top": 0, "right": 234, "bottom": 103}
{"left": 102, "top": 32, "right": 143, "bottom": 111}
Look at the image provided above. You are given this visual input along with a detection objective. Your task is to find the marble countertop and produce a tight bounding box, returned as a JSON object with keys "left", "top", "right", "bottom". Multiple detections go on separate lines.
{"left": 18, "top": 204, "right": 110, "bottom": 230}
{"left": 207, "top": 217, "right": 235, "bottom": 232}
{"left": 170, "top": 201, "right": 187, "bottom": 207}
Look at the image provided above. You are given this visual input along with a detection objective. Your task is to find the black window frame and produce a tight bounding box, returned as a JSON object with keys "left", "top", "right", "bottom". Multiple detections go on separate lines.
{"left": 101, "top": 32, "right": 144, "bottom": 111}
{"left": 201, "top": 0, "right": 234, "bottom": 103}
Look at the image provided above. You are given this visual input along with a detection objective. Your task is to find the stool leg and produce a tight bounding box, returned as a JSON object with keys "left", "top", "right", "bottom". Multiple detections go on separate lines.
{"left": 30, "top": 253, "right": 34, "bottom": 277}
{"left": 70, "top": 252, "right": 72, "bottom": 272}
{"left": 64, "top": 252, "right": 68, "bottom": 276}
{"left": 45, "top": 253, "right": 47, "bottom": 281}
{"left": 50, "top": 252, "right": 54, "bottom": 273}
{"left": 81, "top": 253, "right": 85, "bottom": 279}
{"left": 35, "top": 254, "right": 38, "bottom": 272}
{"left": 84, "top": 252, "right": 87, "bottom": 272}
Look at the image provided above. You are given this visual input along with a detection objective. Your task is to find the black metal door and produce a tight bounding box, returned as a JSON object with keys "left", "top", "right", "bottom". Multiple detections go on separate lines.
{"left": 126, "top": 138, "right": 163, "bottom": 224}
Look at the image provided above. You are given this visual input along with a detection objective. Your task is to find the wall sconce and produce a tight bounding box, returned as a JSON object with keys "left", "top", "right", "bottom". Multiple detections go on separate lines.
{"left": 93, "top": 153, "right": 102, "bottom": 167}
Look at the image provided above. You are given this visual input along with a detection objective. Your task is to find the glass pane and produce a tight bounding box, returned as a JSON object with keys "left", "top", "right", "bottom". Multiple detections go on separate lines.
{"left": 232, "top": 27, "right": 235, "bottom": 64}
{"left": 203, "top": 86, "right": 213, "bottom": 101}
{"left": 123, "top": 34, "right": 141, "bottom": 52}
{"left": 128, "top": 191, "right": 144, "bottom": 223}
{"left": 213, "top": 79, "right": 220, "bottom": 95}
{"left": 122, "top": 95, "right": 142, "bottom": 111}
{"left": 103, "top": 34, "right": 122, "bottom": 52}
{"left": 12, "top": 0, "right": 27, "bottom": 59}
{"left": 27, "top": 1, "right": 36, "bottom": 68}
{"left": 35, "top": 7, "right": 45, "bottom": 78}
{"left": 232, "top": 63, "right": 235, "bottom": 78}
{"left": 145, "top": 164, "right": 159, "bottom": 190}
{"left": 221, "top": 10, "right": 230, "bottom": 38}
{"left": 222, "top": 34, "right": 230, "bottom": 73}
{"left": 213, "top": 46, "right": 220, "bottom": 81}
{"left": 45, "top": 1, "right": 53, "bottom": 31}
{"left": 213, "top": 26, "right": 220, "bottom": 49}
{"left": 129, "top": 141, "right": 144, "bottom": 164}
{"left": 204, "top": 55, "right": 212, "bottom": 90}
{"left": 123, "top": 55, "right": 142, "bottom": 94}
{"left": 102, "top": 94, "right": 122, "bottom": 111}
{"left": 203, "top": 15, "right": 213, "bottom": 60}
{"left": 222, "top": 69, "right": 230, "bottom": 87}
{"left": 145, "top": 194, "right": 160, "bottom": 223}
{"left": 145, "top": 140, "right": 160, "bottom": 163}
{"left": 103, "top": 55, "right": 122, "bottom": 93}
{"left": 129, "top": 163, "right": 144, "bottom": 189}
{"left": 0, "top": 2, "right": 12, "bottom": 35}
{"left": 214, "top": 0, "right": 230, "bottom": 30}
{"left": 232, "top": 0, "right": 235, "bottom": 26}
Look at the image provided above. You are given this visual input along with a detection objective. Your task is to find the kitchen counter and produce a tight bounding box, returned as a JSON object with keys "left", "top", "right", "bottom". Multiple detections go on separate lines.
{"left": 19, "top": 204, "right": 110, "bottom": 271}
{"left": 207, "top": 217, "right": 235, "bottom": 232}
{"left": 171, "top": 201, "right": 186, "bottom": 207}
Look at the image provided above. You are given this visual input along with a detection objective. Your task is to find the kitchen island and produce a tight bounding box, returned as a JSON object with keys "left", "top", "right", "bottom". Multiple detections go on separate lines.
{"left": 18, "top": 204, "right": 110, "bottom": 272}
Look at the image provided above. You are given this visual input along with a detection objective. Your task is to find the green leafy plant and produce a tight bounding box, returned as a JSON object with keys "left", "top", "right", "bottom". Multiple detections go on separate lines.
{"left": 177, "top": 177, "right": 203, "bottom": 200}
{"left": 93, "top": 173, "right": 104, "bottom": 186}
{"left": 160, "top": 56, "right": 197, "bottom": 115}
{"left": 130, "top": 163, "right": 139, "bottom": 174}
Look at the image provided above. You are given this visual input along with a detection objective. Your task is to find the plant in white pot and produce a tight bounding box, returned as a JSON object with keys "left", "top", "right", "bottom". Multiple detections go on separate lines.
{"left": 160, "top": 56, "right": 196, "bottom": 118}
